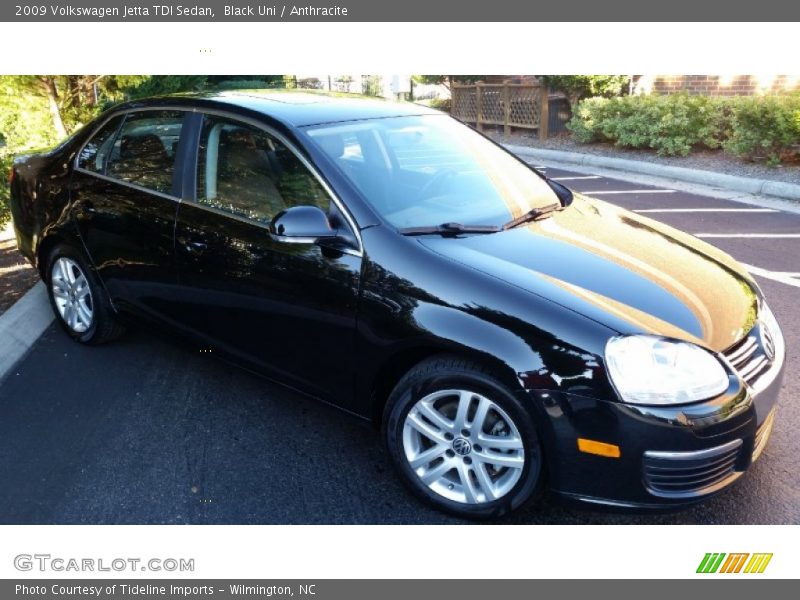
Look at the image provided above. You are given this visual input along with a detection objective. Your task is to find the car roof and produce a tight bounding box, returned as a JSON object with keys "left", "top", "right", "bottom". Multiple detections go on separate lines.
{"left": 118, "top": 90, "right": 443, "bottom": 128}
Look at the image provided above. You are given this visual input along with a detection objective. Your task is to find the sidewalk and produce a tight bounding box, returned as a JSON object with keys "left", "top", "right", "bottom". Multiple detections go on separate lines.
{"left": 504, "top": 144, "right": 800, "bottom": 203}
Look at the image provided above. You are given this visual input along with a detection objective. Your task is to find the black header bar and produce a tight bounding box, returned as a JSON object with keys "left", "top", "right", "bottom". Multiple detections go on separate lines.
{"left": 3, "top": 0, "right": 800, "bottom": 22}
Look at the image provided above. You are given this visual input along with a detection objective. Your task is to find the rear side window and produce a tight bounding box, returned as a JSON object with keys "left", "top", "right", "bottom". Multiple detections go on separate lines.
{"left": 77, "top": 115, "right": 124, "bottom": 173}
{"left": 106, "top": 110, "right": 185, "bottom": 195}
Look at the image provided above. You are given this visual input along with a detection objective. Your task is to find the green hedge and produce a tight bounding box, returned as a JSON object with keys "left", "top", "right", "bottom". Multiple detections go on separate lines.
{"left": 427, "top": 97, "right": 451, "bottom": 112}
{"left": 568, "top": 94, "right": 800, "bottom": 163}
{"left": 725, "top": 96, "right": 800, "bottom": 164}
{"left": 1, "top": 153, "right": 11, "bottom": 227}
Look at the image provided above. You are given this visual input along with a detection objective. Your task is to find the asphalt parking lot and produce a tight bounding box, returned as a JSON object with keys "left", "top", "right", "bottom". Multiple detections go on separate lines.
{"left": 0, "top": 164, "right": 797, "bottom": 525}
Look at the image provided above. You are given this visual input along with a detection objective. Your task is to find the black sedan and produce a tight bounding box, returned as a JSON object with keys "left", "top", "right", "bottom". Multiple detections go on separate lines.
{"left": 8, "top": 91, "right": 785, "bottom": 519}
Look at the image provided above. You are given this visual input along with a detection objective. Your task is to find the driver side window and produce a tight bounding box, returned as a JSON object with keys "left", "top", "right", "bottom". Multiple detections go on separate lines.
{"left": 196, "top": 116, "right": 332, "bottom": 225}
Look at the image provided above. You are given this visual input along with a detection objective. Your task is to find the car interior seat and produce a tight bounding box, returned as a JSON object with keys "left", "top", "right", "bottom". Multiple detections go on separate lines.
{"left": 110, "top": 133, "right": 172, "bottom": 192}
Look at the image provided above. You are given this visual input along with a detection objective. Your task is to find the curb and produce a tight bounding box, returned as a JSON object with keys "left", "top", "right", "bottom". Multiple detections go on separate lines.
{"left": 504, "top": 145, "right": 800, "bottom": 202}
{"left": 0, "top": 282, "right": 54, "bottom": 382}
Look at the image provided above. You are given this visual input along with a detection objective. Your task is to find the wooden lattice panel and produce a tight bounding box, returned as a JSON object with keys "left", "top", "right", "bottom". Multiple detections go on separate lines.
{"left": 452, "top": 87, "right": 478, "bottom": 123}
{"left": 479, "top": 87, "right": 504, "bottom": 124}
{"left": 508, "top": 86, "right": 540, "bottom": 128}
{"left": 451, "top": 83, "right": 545, "bottom": 135}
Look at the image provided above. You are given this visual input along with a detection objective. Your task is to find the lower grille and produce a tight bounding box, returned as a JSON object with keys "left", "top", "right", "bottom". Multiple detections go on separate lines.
{"left": 752, "top": 409, "right": 776, "bottom": 462}
{"left": 643, "top": 439, "right": 743, "bottom": 498}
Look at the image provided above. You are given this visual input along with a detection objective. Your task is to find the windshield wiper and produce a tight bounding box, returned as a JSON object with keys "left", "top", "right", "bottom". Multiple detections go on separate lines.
{"left": 399, "top": 222, "right": 501, "bottom": 236}
{"left": 502, "top": 202, "right": 562, "bottom": 230}
{"left": 398, "top": 203, "right": 563, "bottom": 236}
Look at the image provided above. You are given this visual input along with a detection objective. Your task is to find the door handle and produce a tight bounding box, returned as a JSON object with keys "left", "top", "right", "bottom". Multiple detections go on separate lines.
{"left": 75, "top": 201, "right": 97, "bottom": 222}
{"left": 178, "top": 236, "right": 208, "bottom": 255}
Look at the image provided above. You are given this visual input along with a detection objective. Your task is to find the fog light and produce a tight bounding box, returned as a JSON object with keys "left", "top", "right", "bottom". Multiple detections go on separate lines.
{"left": 578, "top": 438, "right": 621, "bottom": 458}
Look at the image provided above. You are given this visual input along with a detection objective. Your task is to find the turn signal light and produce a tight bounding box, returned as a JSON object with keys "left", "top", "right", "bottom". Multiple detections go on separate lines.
{"left": 577, "top": 438, "right": 621, "bottom": 458}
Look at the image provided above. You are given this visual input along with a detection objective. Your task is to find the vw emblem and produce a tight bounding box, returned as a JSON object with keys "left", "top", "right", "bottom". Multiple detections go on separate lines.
{"left": 452, "top": 437, "right": 472, "bottom": 456}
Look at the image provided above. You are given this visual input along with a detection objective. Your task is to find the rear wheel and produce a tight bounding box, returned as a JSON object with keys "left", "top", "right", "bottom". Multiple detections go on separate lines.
{"left": 384, "top": 355, "right": 543, "bottom": 519}
{"left": 46, "top": 244, "right": 125, "bottom": 344}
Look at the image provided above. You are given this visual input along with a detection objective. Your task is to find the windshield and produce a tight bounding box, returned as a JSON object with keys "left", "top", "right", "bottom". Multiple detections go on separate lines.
{"left": 305, "top": 115, "right": 559, "bottom": 229}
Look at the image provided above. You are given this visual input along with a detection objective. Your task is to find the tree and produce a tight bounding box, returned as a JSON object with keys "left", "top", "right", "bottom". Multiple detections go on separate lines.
{"left": 0, "top": 75, "right": 207, "bottom": 226}
{"left": 0, "top": 74, "right": 333, "bottom": 224}
{"left": 109, "top": 75, "right": 206, "bottom": 101}
{"left": 540, "top": 75, "right": 630, "bottom": 111}
{"left": 0, "top": 76, "right": 72, "bottom": 137}
{"left": 4, "top": 76, "right": 147, "bottom": 136}
{"left": 413, "top": 75, "right": 493, "bottom": 90}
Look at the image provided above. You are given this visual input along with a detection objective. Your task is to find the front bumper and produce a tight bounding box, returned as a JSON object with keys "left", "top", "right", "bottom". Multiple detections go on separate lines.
{"left": 534, "top": 324, "right": 785, "bottom": 510}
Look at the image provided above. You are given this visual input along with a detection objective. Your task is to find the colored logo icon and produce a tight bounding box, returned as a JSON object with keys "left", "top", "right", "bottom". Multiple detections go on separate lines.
{"left": 697, "top": 553, "right": 773, "bottom": 574}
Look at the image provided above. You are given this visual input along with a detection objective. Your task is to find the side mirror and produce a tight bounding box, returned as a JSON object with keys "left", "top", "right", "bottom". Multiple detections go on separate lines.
{"left": 269, "top": 205, "right": 337, "bottom": 242}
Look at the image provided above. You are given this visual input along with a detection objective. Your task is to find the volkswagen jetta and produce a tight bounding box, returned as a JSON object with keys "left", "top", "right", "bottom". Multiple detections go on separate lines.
{"left": 8, "top": 91, "right": 785, "bottom": 519}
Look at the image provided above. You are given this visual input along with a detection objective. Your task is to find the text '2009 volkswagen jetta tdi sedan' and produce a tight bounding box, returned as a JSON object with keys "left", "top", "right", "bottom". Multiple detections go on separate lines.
{"left": 8, "top": 91, "right": 785, "bottom": 519}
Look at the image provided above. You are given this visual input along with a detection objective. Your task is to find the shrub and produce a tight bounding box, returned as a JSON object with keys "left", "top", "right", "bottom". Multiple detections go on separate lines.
{"left": 568, "top": 94, "right": 727, "bottom": 156}
{"left": 427, "top": 98, "right": 451, "bottom": 112}
{"left": 568, "top": 93, "right": 800, "bottom": 163}
{"left": 541, "top": 75, "right": 629, "bottom": 110}
{"left": 568, "top": 97, "right": 613, "bottom": 143}
{"left": 724, "top": 95, "right": 800, "bottom": 163}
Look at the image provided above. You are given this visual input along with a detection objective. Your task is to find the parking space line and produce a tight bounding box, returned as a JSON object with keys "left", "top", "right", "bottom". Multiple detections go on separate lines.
{"left": 582, "top": 189, "right": 676, "bottom": 195}
{"left": 635, "top": 208, "right": 779, "bottom": 213}
{"left": 743, "top": 264, "right": 800, "bottom": 289}
{"left": 695, "top": 233, "right": 800, "bottom": 238}
{"left": 551, "top": 175, "right": 602, "bottom": 181}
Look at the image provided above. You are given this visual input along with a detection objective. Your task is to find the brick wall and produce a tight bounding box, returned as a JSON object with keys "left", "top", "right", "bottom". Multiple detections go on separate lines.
{"left": 639, "top": 75, "right": 800, "bottom": 96}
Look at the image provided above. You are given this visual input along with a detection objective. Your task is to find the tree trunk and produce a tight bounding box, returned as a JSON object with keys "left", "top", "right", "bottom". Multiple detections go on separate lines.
{"left": 567, "top": 92, "right": 582, "bottom": 114}
{"left": 41, "top": 77, "right": 67, "bottom": 138}
{"left": 67, "top": 76, "right": 82, "bottom": 110}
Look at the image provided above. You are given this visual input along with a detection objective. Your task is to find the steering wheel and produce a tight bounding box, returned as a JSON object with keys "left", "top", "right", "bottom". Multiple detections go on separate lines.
{"left": 418, "top": 169, "right": 457, "bottom": 200}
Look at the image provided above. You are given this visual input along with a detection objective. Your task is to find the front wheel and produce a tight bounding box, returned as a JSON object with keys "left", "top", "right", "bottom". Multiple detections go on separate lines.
{"left": 46, "top": 244, "right": 125, "bottom": 344}
{"left": 384, "top": 356, "right": 543, "bottom": 519}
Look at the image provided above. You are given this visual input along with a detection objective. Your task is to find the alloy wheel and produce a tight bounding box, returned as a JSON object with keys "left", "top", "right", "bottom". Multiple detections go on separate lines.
{"left": 402, "top": 389, "right": 525, "bottom": 504}
{"left": 51, "top": 257, "right": 94, "bottom": 333}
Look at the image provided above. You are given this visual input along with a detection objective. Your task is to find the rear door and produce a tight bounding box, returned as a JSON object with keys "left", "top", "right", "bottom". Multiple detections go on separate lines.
{"left": 172, "top": 114, "right": 363, "bottom": 404}
{"left": 71, "top": 109, "right": 189, "bottom": 317}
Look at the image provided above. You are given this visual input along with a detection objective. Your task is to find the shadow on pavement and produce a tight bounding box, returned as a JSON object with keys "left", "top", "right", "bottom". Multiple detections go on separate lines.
{"left": 0, "top": 237, "right": 38, "bottom": 315}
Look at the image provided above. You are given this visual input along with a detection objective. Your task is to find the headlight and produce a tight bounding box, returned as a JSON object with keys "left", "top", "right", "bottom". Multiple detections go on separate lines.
{"left": 605, "top": 335, "right": 730, "bottom": 405}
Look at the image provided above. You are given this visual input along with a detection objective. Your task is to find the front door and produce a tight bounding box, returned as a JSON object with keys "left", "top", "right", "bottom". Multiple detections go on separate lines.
{"left": 173, "top": 114, "right": 362, "bottom": 405}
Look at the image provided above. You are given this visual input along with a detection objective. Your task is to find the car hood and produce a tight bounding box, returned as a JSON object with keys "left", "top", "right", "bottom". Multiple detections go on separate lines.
{"left": 419, "top": 195, "right": 759, "bottom": 352}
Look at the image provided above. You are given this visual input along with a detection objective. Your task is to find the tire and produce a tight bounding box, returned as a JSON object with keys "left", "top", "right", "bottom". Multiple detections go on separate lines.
{"left": 383, "top": 355, "right": 544, "bottom": 520}
{"left": 45, "top": 244, "right": 125, "bottom": 345}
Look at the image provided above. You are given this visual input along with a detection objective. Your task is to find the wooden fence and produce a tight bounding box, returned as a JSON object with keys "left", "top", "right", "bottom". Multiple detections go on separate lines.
{"left": 451, "top": 83, "right": 549, "bottom": 139}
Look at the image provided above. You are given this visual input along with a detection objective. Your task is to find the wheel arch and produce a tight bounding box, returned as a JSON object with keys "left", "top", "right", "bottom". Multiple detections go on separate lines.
{"left": 37, "top": 223, "right": 102, "bottom": 283}
{"left": 367, "top": 306, "right": 541, "bottom": 424}
{"left": 36, "top": 232, "right": 70, "bottom": 280}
